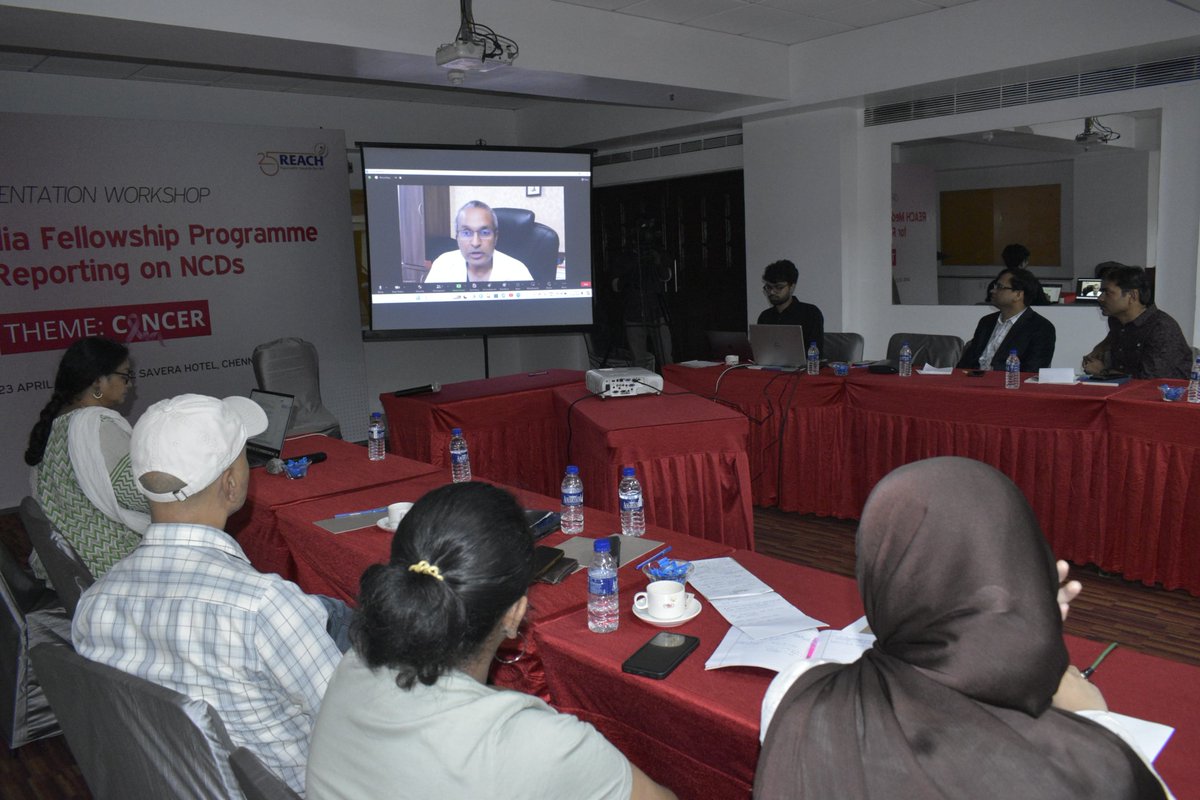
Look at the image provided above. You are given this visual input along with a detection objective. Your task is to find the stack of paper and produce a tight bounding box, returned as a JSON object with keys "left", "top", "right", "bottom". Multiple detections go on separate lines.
{"left": 687, "top": 557, "right": 876, "bottom": 672}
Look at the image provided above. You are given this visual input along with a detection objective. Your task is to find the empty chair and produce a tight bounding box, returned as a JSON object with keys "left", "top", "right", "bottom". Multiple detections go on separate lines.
{"left": 230, "top": 747, "right": 302, "bottom": 800}
{"left": 0, "top": 541, "right": 71, "bottom": 748}
{"left": 251, "top": 337, "right": 342, "bottom": 438}
{"left": 30, "top": 642, "right": 242, "bottom": 800}
{"left": 19, "top": 496, "right": 95, "bottom": 618}
{"left": 886, "top": 333, "right": 965, "bottom": 368}
{"left": 823, "top": 332, "right": 865, "bottom": 363}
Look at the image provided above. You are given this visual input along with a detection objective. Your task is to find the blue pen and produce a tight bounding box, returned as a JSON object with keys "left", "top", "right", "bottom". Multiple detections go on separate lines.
{"left": 635, "top": 545, "right": 672, "bottom": 572}
{"left": 334, "top": 506, "right": 387, "bottom": 518}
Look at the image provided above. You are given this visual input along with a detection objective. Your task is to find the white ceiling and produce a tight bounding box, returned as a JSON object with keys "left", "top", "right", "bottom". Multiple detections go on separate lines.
{"left": 0, "top": 0, "right": 981, "bottom": 113}
{"left": 553, "top": 0, "right": 977, "bottom": 45}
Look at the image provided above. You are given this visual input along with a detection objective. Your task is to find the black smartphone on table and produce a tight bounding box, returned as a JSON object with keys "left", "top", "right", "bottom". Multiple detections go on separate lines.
{"left": 621, "top": 632, "right": 700, "bottom": 679}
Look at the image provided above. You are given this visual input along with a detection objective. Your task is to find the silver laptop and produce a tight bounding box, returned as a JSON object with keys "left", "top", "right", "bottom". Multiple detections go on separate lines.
{"left": 749, "top": 324, "right": 807, "bottom": 368}
{"left": 247, "top": 389, "right": 295, "bottom": 468}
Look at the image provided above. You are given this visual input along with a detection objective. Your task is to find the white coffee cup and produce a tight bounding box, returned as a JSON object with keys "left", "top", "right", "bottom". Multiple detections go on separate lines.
{"left": 633, "top": 580, "right": 693, "bottom": 620}
{"left": 725, "top": 354, "right": 739, "bottom": 366}
{"left": 386, "top": 502, "right": 413, "bottom": 529}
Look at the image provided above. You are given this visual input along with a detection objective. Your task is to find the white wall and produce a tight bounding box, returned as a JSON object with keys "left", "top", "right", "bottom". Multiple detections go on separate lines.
{"left": 802, "top": 83, "right": 1200, "bottom": 364}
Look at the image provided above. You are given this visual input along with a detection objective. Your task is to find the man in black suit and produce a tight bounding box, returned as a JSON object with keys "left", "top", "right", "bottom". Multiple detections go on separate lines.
{"left": 957, "top": 267, "right": 1056, "bottom": 371}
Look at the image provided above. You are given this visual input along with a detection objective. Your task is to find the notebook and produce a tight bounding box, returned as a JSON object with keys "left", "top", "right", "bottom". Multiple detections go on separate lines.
{"left": 247, "top": 389, "right": 295, "bottom": 468}
{"left": 749, "top": 324, "right": 807, "bottom": 368}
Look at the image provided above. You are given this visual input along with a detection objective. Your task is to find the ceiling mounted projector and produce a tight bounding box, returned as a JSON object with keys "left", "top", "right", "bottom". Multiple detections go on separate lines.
{"left": 436, "top": 0, "right": 518, "bottom": 82}
{"left": 1074, "top": 117, "right": 1120, "bottom": 147}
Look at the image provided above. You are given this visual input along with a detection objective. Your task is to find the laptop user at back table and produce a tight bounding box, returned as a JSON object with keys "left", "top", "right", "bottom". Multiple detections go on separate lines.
{"left": 749, "top": 324, "right": 807, "bottom": 368}
{"left": 247, "top": 389, "right": 295, "bottom": 468}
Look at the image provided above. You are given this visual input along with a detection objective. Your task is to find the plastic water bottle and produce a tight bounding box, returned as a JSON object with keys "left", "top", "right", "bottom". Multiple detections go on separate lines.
{"left": 1189, "top": 357, "right": 1200, "bottom": 404}
{"left": 367, "top": 413, "right": 386, "bottom": 461}
{"left": 1005, "top": 349, "right": 1021, "bottom": 390}
{"left": 618, "top": 466, "right": 646, "bottom": 537}
{"left": 806, "top": 341, "right": 820, "bottom": 375}
{"left": 449, "top": 428, "right": 471, "bottom": 483}
{"left": 560, "top": 465, "right": 584, "bottom": 534}
{"left": 898, "top": 341, "right": 913, "bottom": 378}
{"left": 587, "top": 538, "right": 618, "bottom": 633}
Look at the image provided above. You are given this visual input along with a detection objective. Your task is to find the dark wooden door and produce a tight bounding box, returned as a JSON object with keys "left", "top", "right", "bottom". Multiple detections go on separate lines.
{"left": 592, "top": 170, "right": 746, "bottom": 363}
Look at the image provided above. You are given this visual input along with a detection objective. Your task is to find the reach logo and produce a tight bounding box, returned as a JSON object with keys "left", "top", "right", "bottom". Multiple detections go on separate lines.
{"left": 257, "top": 143, "right": 329, "bottom": 176}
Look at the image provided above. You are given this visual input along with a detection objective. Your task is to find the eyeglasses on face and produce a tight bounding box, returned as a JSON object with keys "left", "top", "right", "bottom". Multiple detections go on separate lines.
{"left": 111, "top": 371, "right": 135, "bottom": 385}
{"left": 988, "top": 281, "right": 1018, "bottom": 293}
{"left": 456, "top": 227, "right": 495, "bottom": 240}
{"left": 762, "top": 282, "right": 791, "bottom": 293}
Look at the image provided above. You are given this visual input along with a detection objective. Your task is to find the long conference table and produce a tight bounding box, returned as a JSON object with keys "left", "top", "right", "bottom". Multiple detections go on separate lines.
{"left": 380, "top": 372, "right": 755, "bottom": 551}
{"left": 664, "top": 363, "right": 1200, "bottom": 595}
{"left": 229, "top": 439, "right": 1200, "bottom": 800}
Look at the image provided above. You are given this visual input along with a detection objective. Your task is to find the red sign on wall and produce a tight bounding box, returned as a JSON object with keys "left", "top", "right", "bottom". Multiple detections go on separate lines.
{"left": 0, "top": 300, "right": 213, "bottom": 354}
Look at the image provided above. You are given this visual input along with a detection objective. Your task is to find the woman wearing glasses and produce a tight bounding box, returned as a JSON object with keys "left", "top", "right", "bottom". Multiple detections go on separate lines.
{"left": 24, "top": 336, "right": 148, "bottom": 578}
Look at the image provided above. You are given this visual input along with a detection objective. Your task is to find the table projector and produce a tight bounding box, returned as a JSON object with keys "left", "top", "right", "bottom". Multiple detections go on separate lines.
{"left": 585, "top": 367, "right": 663, "bottom": 398}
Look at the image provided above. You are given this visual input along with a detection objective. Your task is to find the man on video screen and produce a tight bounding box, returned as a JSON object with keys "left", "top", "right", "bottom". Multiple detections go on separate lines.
{"left": 424, "top": 200, "right": 534, "bottom": 283}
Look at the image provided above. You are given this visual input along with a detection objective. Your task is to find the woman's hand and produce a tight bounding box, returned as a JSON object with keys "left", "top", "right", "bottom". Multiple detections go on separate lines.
{"left": 1057, "top": 560, "right": 1082, "bottom": 622}
{"left": 1052, "top": 666, "right": 1107, "bottom": 713}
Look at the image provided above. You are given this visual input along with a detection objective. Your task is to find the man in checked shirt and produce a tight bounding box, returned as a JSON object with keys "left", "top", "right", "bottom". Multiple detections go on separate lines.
{"left": 73, "top": 394, "right": 346, "bottom": 796}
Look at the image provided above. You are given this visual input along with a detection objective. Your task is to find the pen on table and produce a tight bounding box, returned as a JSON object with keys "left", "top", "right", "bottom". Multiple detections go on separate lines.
{"left": 333, "top": 506, "right": 387, "bottom": 519}
{"left": 634, "top": 546, "right": 673, "bottom": 572}
{"left": 527, "top": 370, "right": 549, "bottom": 377}
{"left": 1081, "top": 641, "right": 1119, "bottom": 679}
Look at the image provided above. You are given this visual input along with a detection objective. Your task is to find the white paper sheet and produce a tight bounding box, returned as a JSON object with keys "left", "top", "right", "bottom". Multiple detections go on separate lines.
{"left": 917, "top": 365, "right": 953, "bottom": 375}
{"left": 708, "top": 593, "right": 827, "bottom": 639}
{"left": 689, "top": 557, "right": 774, "bottom": 599}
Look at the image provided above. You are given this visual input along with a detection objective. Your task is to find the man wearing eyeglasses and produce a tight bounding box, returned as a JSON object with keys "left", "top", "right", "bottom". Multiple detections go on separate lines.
{"left": 957, "top": 267, "right": 1056, "bottom": 371}
{"left": 424, "top": 200, "right": 533, "bottom": 284}
{"left": 757, "top": 260, "right": 824, "bottom": 353}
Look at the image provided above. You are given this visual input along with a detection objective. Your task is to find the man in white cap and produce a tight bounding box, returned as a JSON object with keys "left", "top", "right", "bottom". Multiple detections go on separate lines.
{"left": 72, "top": 394, "right": 343, "bottom": 795}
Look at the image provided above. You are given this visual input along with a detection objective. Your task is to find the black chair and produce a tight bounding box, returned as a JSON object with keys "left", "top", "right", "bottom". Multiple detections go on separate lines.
{"left": 30, "top": 642, "right": 243, "bottom": 799}
{"left": 0, "top": 540, "right": 70, "bottom": 748}
{"left": 230, "top": 746, "right": 303, "bottom": 800}
{"left": 886, "top": 332, "right": 965, "bottom": 368}
{"left": 823, "top": 332, "right": 865, "bottom": 363}
{"left": 18, "top": 496, "right": 95, "bottom": 618}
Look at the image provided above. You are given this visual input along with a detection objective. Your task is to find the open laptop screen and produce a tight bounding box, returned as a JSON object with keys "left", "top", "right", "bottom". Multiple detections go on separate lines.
{"left": 247, "top": 389, "right": 294, "bottom": 460}
{"left": 749, "top": 324, "right": 807, "bottom": 368}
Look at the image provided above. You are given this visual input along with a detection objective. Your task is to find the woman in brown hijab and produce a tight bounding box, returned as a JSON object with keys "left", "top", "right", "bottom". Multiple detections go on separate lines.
{"left": 755, "top": 457, "right": 1168, "bottom": 800}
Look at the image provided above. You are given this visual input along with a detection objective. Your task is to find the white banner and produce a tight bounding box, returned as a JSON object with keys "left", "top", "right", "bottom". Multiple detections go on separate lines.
{"left": 0, "top": 113, "right": 365, "bottom": 508}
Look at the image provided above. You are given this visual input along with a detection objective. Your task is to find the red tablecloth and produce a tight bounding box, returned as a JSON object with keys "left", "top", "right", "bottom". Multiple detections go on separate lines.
{"left": 536, "top": 549, "right": 1199, "bottom": 799}
{"left": 379, "top": 369, "right": 582, "bottom": 495}
{"left": 551, "top": 383, "right": 755, "bottom": 550}
{"left": 663, "top": 365, "right": 846, "bottom": 512}
{"left": 1104, "top": 380, "right": 1200, "bottom": 591}
{"left": 227, "top": 436, "right": 441, "bottom": 577}
{"left": 266, "top": 477, "right": 734, "bottom": 700}
{"left": 843, "top": 371, "right": 1129, "bottom": 567}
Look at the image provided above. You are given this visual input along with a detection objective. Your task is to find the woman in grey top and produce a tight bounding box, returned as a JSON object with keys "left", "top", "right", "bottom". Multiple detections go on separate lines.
{"left": 307, "top": 482, "right": 676, "bottom": 800}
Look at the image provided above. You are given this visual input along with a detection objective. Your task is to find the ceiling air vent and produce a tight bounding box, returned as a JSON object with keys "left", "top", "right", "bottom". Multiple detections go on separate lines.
{"left": 864, "top": 52, "right": 1200, "bottom": 127}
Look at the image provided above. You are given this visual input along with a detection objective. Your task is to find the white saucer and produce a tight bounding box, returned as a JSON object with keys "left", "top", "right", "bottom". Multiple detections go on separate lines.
{"left": 376, "top": 517, "right": 399, "bottom": 532}
{"left": 632, "top": 597, "right": 702, "bottom": 627}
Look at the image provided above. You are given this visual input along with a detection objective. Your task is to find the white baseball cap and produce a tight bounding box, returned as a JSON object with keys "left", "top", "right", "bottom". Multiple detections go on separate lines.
{"left": 131, "top": 394, "right": 268, "bottom": 502}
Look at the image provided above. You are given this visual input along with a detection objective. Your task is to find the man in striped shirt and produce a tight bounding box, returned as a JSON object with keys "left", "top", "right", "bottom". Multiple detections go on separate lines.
{"left": 72, "top": 394, "right": 343, "bottom": 795}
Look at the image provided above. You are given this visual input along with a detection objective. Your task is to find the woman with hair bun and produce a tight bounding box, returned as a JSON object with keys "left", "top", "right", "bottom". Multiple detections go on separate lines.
{"left": 307, "top": 482, "right": 676, "bottom": 800}
{"left": 25, "top": 336, "right": 148, "bottom": 578}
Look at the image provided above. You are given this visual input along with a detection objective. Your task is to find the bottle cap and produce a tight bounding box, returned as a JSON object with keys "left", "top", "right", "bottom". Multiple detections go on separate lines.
{"left": 452, "top": 427, "right": 462, "bottom": 435}
{"left": 1010, "top": 349, "right": 1018, "bottom": 354}
{"left": 621, "top": 466, "right": 635, "bottom": 477}
{"left": 566, "top": 465, "right": 579, "bottom": 474}
{"left": 594, "top": 538, "right": 611, "bottom": 552}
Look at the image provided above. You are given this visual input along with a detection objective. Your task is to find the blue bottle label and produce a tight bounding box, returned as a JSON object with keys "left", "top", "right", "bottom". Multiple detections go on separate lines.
{"left": 451, "top": 451, "right": 468, "bottom": 465}
{"left": 562, "top": 489, "right": 583, "bottom": 507}
{"left": 588, "top": 575, "right": 616, "bottom": 594}
{"left": 620, "top": 495, "right": 642, "bottom": 512}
